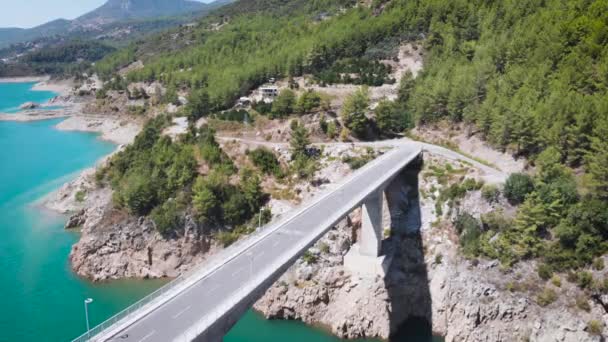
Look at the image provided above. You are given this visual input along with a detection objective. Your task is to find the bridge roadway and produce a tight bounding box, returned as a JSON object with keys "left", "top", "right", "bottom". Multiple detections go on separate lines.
{"left": 91, "top": 143, "right": 422, "bottom": 342}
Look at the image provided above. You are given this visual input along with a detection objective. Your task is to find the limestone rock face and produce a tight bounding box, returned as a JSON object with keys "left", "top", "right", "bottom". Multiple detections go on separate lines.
{"left": 254, "top": 154, "right": 607, "bottom": 341}
{"left": 65, "top": 209, "right": 86, "bottom": 229}
{"left": 254, "top": 220, "right": 392, "bottom": 339}
{"left": 69, "top": 205, "right": 213, "bottom": 281}
{"left": 57, "top": 169, "right": 213, "bottom": 281}
{"left": 19, "top": 102, "right": 39, "bottom": 109}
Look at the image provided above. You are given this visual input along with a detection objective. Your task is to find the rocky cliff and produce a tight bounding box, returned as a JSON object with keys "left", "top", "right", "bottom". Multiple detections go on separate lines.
{"left": 254, "top": 153, "right": 608, "bottom": 341}
{"left": 51, "top": 142, "right": 607, "bottom": 340}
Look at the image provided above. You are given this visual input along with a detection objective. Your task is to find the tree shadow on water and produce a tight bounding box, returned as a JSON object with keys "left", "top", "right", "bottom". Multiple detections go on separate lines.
{"left": 383, "top": 156, "right": 438, "bottom": 342}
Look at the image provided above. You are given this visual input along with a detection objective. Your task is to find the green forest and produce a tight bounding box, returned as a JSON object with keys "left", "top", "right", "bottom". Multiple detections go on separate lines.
{"left": 92, "top": 0, "right": 608, "bottom": 271}
{"left": 0, "top": 40, "right": 116, "bottom": 76}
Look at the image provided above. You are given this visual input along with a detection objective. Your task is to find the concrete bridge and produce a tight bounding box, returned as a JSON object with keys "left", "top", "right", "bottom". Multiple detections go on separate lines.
{"left": 72, "top": 143, "right": 423, "bottom": 342}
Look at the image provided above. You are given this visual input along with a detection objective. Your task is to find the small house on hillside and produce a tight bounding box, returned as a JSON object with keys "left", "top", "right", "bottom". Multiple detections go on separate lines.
{"left": 259, "top": 86, "right": 279, "bottom": 99}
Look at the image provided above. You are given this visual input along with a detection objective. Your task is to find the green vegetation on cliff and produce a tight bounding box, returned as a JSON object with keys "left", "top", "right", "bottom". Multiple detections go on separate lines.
{"left": 97, "top": 118, "right": 268, "bottom": 237}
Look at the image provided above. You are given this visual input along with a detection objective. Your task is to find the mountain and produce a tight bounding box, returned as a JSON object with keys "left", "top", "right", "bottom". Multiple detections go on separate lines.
{"left": 0, "top": 20, "right": 71, "bottom": 48}
{"left": 75, "top": 0, "right": 210, "bottom": 25}
{"left": 0, "top": 0, "right": 233, "bottom": 48}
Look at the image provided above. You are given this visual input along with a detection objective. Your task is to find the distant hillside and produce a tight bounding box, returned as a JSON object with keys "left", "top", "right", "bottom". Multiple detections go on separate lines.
{"left": 76, "top": 0, "right": 209, "bottom": 25}
{"left": 0, "top": 0, "right": 233, "bottom": 48}
{"left": 0, "top": 20, "right": 71, "bottom": 48}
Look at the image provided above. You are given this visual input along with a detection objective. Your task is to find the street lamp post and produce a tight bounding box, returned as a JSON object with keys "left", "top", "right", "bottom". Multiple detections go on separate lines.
{"left": 258, "top": 208, "right": 263, "bottom": 230}
{"left": 84, "top": 298, "right": 93, "bottom": 340}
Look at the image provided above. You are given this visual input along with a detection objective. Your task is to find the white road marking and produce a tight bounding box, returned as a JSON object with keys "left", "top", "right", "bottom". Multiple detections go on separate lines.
{"left": 138, "top": 330, "right": 156, "bottom": 342}
{"left": 172, "top": 305, "right": 192, "bottom": 319}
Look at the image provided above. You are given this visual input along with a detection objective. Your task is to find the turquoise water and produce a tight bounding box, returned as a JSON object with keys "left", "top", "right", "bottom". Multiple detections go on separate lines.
{"left": 0, "top": 82, "right": 441, "bottom": 342}
{"left": 0, "top": 82, "right": 57, "bottom": 113}
{"left": 0, "top": 118, "right": 166, "bottom": 341}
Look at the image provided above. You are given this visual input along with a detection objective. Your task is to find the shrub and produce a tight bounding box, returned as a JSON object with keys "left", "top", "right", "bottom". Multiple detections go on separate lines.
{"left": 319, "top": 243, "right": 330, "bottom": 254}
{"left": 151, "top": 199, "right": 183, "bottom": 235}
{"left": 339, "top": 127, "right": 350, "bottom": 141}
{"left": 506, "top": 281, "right": 522, "bottom": 292}
{"left": 587, "top": 320, "right": 603, "bottom": 336}
{"left": 319, "top": 113, "right": 328, "bottom": 133}
{"left": 290, "top": 122, "right": 311, "bottom": 161}
{"left": 303, "top": 251, "right": 318, "bottom": 264}
{"left": 536, "top": 287, "right": 557, "bottom": 307}
{"left": 296, "top": 89, "right": 321, "bottom": 113}
{"left": 593, "top": 258, "right": 605, "bottom": 271}
{"left": 252, "top": 101, "right": 272, "bottom": 115}
{"left": 504, "top": 173, "right": 534, "bottom": 204}
{"left": 75, "top": 190, "right": 86, "bottom": 203}
{"left": 222, "top": 191, "right": 252, "bottom": 227}
{"left": 481, "top": 211, "right": 511, "bottom": 232}
{"left": 216, "top": 230, "right": 239, "bottom": 247}
{"left": 434, "top": 253, "right": 443, "bottom": 265}
{"left": 550, "top": 275, "right": 562, "bottom": 287}
{"left": 271, "top": 89, "right": 296, "bottom": 118}
{"left": 341, "top": 86, "right": 369, "bottom": 138}
{"left": 481, "top": 184, "right": 500, "bottom": 203}
{"left": 192, "top": 177, "right": 218, "bottom": 223}
{"left": 577, "top": 271, "right": 594, "bottom": 289}
{"left": 537, "top": 264, "right": 553, "bottom": 281}
{"left": 576, "top": 295, "right": 591, "bottom": 312}
{"left": 455, "top": 213, "right": 482, "bottom": 256}
{"left": 248, "top": 148, "right": 283, "bottom": 177}
{"left": 119, "top": 173, "right": 159, "bottom": 216}
{"left": 326, "top": 121, "right": 337, "bottom": 139}
{"left": 342, "top": 149, "right": 376, "bottom": 170}
{"left": 566, "top": 271, "right": 578, "bottom": 283}
{"left": 291, "top": 155, "right": 318, "bottom": 180}
{"left": 216, "top": 109, "right": 251, "bottom": 122}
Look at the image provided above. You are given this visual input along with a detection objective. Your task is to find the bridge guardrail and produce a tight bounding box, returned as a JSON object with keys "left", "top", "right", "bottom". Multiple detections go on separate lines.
{"left": 71, "top": 222, "right": 276, "bottom": 342}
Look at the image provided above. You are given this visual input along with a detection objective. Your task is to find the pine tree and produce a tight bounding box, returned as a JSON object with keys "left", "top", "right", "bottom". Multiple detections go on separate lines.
{"left": 290, "top": 121, "right": 310, "bottom": 161}
{"left": 341, "top": 86, "right": 369, "bottom": 138}
{"left": 586, "top": 115, "right": 608, "bottom": 199}
{"left": 511, "top": 193, "right": 560, "bottom": 259}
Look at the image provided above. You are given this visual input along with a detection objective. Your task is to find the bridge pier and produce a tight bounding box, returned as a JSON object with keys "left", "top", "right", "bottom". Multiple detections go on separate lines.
{"left": 359, "top": 191, "right": 383, "bottom": 257}
{"left": 344, "top": 189, "right": 391, "bottom": 278}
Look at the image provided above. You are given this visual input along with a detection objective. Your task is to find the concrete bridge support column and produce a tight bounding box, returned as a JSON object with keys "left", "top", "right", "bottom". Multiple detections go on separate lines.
{"left": 344, "top": 190, "right": 391, "bottom": 278}
{"left": 359, "top": 192, "right": 384, "bottom": 257}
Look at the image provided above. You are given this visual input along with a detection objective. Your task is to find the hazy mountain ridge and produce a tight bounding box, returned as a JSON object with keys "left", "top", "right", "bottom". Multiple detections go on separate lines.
{"left": 76, "top": 0, "right": 209, "bottom": 25}
{"left": 0, "top": 0, "right": 233, "bottom": 48}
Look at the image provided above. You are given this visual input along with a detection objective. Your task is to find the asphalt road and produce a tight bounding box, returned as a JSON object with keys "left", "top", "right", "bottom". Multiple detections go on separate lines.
{"left": 102, "top": 144, "right": 421, "bottom": 342}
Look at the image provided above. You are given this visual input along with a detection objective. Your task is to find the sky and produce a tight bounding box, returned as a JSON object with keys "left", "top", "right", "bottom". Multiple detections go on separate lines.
{"left": 0, "top": 0, "right": 214, "bottom": 29}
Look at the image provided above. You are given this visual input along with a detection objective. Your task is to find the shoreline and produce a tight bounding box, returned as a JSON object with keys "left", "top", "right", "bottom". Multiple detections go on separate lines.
{"left": 32, "top": 78, "right": 74, "bottom": 96}
{"left": 0, "top": 76, "right": 50, "bottom": 83}
{"left": 0, "top": 75, "right": 73, "bottom": 96}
